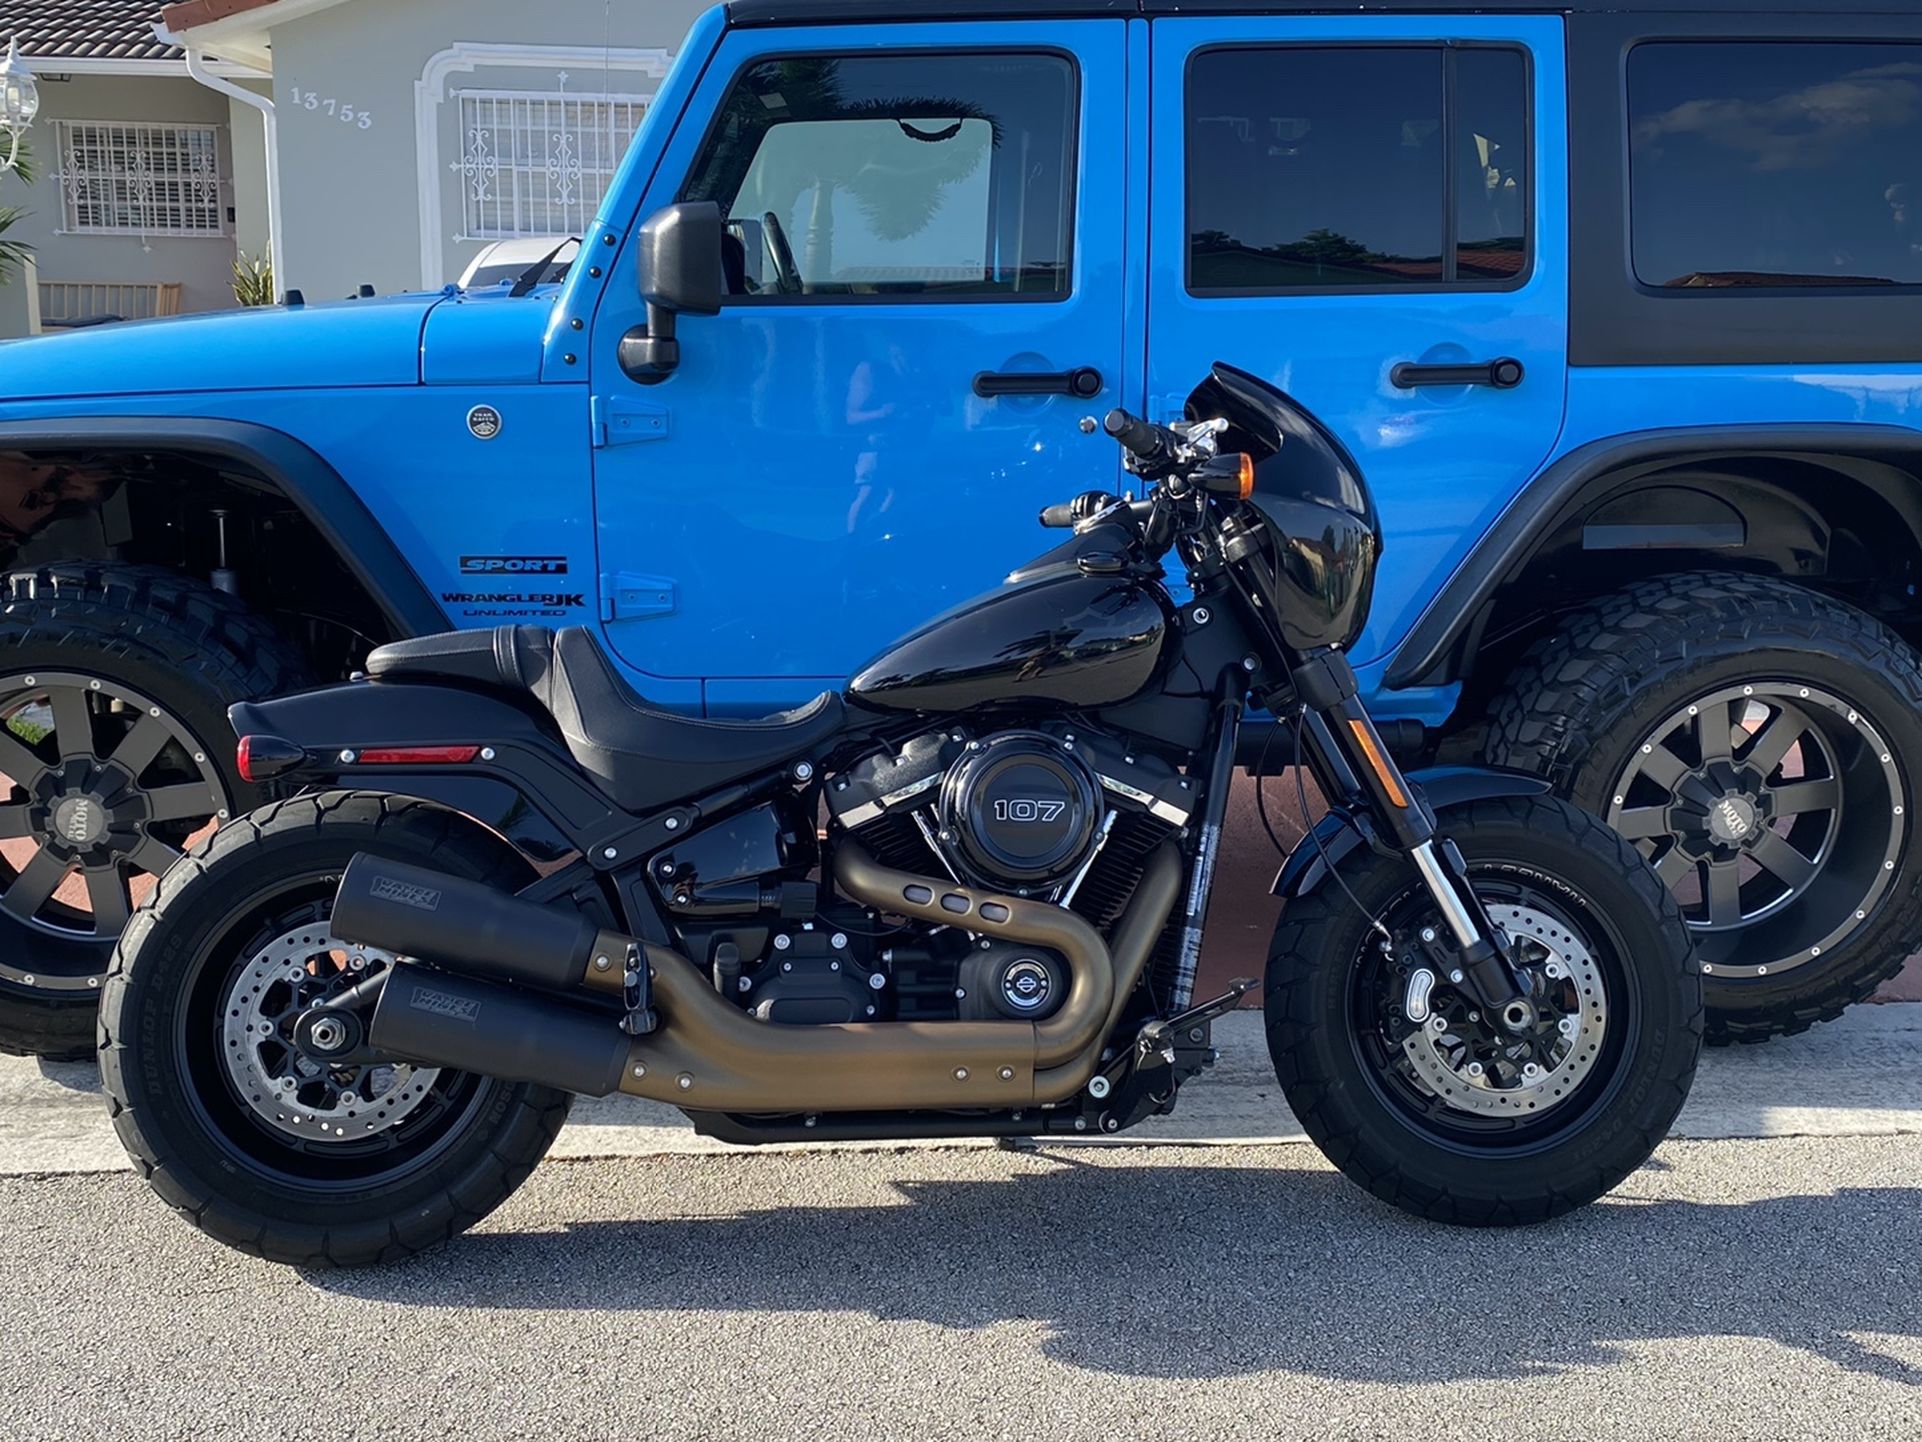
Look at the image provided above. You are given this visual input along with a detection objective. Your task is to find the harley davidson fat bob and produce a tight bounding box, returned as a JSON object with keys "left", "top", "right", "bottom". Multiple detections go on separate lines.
{"left": 102, "top": 364, "right": 1701, "bottom": 1266}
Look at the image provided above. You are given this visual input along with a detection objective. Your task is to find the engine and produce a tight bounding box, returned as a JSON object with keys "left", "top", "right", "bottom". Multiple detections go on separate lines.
{"left": 650, "top": 724, "right": 1194, "bottom": 1032}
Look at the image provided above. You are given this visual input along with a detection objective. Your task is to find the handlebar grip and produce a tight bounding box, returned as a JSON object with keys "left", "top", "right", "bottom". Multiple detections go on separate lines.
{"left": 1102, "top": 407, "right": 1170, "bottom": 461}
{"left": 1039, "top": 501, "right": 1078, "bottom": 529}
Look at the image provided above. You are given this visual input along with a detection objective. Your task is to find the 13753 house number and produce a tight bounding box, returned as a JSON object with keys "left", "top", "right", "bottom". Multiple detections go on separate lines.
{"left": 289, "top": 88, "right": 374, "bottom": 128}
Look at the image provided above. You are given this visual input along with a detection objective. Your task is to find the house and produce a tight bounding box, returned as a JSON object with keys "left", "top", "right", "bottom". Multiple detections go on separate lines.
{"left": 0, "top": 0, "right": 711, "bottom": 337}
{"left": 0, "top": 1, "right": 269, "bottom": 337}
{"left": 153, "top": 0, "right": 709, "bottom": 302}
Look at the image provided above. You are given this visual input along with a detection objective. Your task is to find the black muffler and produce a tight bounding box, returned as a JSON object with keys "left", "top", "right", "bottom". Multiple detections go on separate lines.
{"left": 332, "top": 854, "right": 626, "bottom": 995}
{"left": 368, "top": 963, "right": 630, "bottom": 1097}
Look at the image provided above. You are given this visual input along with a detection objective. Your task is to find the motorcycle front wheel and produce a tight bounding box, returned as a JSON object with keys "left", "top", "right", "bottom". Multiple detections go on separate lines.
{"left": 1265, "top": 794, "right": 1702, "bottom": 1225}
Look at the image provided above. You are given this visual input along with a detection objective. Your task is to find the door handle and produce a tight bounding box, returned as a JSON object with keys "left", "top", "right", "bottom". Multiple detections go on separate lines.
{"left": 1391, "top": 357, "right": 1525, "bottom": 390}
{"left": 973, "top": 366, "right": 1104, "bottom": 399}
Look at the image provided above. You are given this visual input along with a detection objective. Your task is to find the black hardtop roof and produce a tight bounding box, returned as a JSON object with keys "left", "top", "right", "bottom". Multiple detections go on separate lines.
{"left": 728, "top": 0, "right": 1922, "bottom": 25}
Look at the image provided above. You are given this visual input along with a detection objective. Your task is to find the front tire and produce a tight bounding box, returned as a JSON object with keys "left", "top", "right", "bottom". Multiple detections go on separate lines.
{"left": 1266, "top": 796, "right": 1701, "bottom": 1225}
{"left": 0, "top": 564, "right": 306, "bottom": 1059}
{"left": 100, "top": 792, "right": 570, "bottom": 1267}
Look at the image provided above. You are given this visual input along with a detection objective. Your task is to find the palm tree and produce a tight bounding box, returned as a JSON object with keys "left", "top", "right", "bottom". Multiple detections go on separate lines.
{"left": 0, "top": 140, "right": 32, "bottom": 290}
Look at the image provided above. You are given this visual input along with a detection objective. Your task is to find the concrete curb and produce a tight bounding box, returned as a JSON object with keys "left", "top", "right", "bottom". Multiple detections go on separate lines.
{"left": 4, "top": 1003, "right": 1917, "bottom": 1177}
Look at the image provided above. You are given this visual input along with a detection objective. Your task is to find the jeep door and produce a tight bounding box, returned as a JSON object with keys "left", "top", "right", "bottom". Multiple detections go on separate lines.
{"left": 588, "top": 19, "right": 1134, "bottom": 714}
{"left": 1145, "top": 15, "right": 1570, "bottom": 717}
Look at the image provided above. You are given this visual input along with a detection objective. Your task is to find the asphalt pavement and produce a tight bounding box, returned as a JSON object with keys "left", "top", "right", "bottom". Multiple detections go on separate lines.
{"left": 2, "top": 1007, "right": 1920, "bottom": 1440}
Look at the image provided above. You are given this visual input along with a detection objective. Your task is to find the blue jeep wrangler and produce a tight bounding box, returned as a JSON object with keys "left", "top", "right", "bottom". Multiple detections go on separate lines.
{"left": 3, "top": 0, "right": 1921, "bottom": 1058}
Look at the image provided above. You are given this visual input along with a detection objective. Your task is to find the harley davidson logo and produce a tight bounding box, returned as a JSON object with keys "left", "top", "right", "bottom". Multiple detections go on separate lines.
{"left": 370, "top": 875, "right": 442, "bottom": 912}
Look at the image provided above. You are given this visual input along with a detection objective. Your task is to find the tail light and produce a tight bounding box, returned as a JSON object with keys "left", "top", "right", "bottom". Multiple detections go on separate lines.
{"left": 354, "top": 745, "right": 483, "bottom": 766}
{"left": 237, "top": 734, "right": 308, "bottom": 783}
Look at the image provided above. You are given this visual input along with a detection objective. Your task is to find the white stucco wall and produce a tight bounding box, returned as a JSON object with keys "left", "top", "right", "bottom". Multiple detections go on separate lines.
{"left": 0, "top": 73, "right": 241, "bottom": 337}
{"left": 266, "top": 0, "right": 711, "bottom": 300}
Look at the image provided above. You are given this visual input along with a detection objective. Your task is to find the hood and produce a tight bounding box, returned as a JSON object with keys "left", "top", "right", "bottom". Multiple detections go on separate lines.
{"left": 0, "top": 293, "right": 450, "bottom": 404}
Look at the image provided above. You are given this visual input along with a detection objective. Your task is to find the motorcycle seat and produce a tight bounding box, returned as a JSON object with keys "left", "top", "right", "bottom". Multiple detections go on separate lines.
{"left": 365, "top": 625, "right": 844, "bottom": 812}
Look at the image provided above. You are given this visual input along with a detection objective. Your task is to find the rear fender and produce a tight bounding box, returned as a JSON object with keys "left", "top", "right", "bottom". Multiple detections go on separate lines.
{"left": 230, "top": 679, "right": 619, "bottom": 852}
{"left": 1272, "top": 766, "right": 1554, "bottom": 901}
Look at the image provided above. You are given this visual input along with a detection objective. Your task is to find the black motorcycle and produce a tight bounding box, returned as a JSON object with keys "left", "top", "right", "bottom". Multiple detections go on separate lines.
{"left": 102, "top": 365, "right": 1701, "bottom": 1266}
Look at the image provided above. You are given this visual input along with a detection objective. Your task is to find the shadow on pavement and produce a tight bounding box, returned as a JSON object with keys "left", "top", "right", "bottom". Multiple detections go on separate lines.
{"left": 310, "top": 1151, "right": 1922, "bottom": 1385}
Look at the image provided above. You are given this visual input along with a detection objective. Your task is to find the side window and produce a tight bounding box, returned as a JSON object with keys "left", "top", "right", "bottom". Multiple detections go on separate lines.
{"left": 682, "top": 52, "right": 1077, "bottom": 300}
{"left": 1186, "top": 46, "right": 1530, "bottom": 294}
{"left": 1628, "top": 42, "right": 1922, "bottom": 289}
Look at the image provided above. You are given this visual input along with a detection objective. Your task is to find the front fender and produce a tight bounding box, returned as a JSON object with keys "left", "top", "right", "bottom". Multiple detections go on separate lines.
{"left": 1271, "top": 765, "right": 1553, "bottom": 901}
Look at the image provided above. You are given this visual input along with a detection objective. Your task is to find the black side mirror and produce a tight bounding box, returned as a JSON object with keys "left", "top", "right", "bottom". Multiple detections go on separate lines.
{"left": 621, "top": 201, "right": 724, "bottom": 381}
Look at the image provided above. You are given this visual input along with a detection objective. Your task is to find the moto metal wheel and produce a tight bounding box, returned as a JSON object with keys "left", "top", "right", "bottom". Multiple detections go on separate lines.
{"left": 0, "top": 564, "right": 305, "bottom": 1059}
{"left": 100, "top": 793, "right": 570, "bottom": 1267}
{"left": 1265, "top": 796, "right": 1701, "bottom": 1225}
{"left": 1487, "top": 572, "right": 1922, "bottom": 1044}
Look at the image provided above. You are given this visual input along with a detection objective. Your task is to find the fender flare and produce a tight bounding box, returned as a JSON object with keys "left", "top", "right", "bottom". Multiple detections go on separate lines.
{"left": 1271, "top": 766, "right": 1553, "bottom": 902}
{"left": 1384, "top": 423, "right": 1922, "bottom": 690}
{"left": 0, "top": 415, "right": 447, "bottom": 637}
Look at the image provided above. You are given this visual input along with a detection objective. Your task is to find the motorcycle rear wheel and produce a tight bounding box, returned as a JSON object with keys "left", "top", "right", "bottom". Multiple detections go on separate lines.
{"left": 1265, "top": 794, "right": 1702, "bottom": 1225}
{"left": 100, "top": 792, "right": 571, "bottom": 1267}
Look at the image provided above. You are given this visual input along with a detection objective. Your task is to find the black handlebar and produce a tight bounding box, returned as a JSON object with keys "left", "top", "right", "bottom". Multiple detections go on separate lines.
{"left": 1102, "top": 407, "right": 1173, "bottom": 463}
{"left": 1040, "top": 489, "right": 1120, "bottom": 529}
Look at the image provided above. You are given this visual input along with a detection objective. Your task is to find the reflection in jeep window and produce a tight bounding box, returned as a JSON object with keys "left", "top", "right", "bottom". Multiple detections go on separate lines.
{"left": 682, "top": 53, "right": 1075, "bottom": 299}
{"left": 1185, "top": 47, "right": 1527, "bottom": 293}
{"left": 1629, "top": 43, "right": 1922, "bottom": 289}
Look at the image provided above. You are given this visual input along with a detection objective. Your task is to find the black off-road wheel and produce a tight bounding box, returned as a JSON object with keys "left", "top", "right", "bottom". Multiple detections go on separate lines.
{"left": 0, "top": 564, "right": 308, "bottom": 1059}
{"left": 1486, "top": 572, "right": 1922, "bottom": 1044}
{"left": 101, "top": 792, "right": 571, "bottom": 1268}
{"left": 1266, "top": 796, "right": 1701, "bottom": 1225}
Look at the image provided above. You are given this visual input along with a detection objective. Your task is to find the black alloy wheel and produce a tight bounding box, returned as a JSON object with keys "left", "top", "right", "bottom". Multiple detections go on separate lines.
{"left": 0, "top": 671, "right": 229, "bottom": 954}
{"left": 1604, "top": 681, "right": 1901, "bottom": 981}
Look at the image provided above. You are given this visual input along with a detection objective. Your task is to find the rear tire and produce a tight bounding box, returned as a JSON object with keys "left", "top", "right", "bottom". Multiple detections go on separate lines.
{"left": 100, "top": 792, "right": 570, "bottom": 1267}
{"left": 1485, "top": 572, "right": 1922, "bottom": 1044}
{"left": 1266, "top": 796, "right": 1702, "bottom": 1225}
{"left": 0, "top": 563, "right": 306, "bottom": 1059}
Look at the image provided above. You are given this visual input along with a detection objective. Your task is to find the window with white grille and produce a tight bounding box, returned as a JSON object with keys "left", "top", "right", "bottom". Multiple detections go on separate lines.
{"left": 454, "top": 90, "right": 648, "bottom": 239}
{"left": 53, "top": 121, "right": 229, "bottom": 237}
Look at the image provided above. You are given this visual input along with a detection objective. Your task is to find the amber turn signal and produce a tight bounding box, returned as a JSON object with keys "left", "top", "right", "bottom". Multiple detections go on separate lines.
{"left": 1197, "top": 452, "right": 1258, "bottom": 499}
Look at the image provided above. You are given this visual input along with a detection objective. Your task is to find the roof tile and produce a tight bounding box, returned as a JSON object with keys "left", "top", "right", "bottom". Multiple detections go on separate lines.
{"left": 0, "top": 2, "right": 180, "bottom": 62}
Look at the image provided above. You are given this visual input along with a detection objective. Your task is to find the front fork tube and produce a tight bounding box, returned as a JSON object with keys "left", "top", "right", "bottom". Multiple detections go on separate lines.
{"left": 1291, "top": 651, "right": 1533, "bottom": 1026}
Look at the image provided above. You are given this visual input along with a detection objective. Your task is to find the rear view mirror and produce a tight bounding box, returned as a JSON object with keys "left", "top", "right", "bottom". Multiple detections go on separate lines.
{"left": 622, "top": 201, "right": 725, "bottom": 381}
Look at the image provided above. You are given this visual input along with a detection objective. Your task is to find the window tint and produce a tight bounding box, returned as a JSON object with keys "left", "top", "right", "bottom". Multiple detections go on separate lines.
{"left": 1186, "top": 47, "right": 1529, "bottom": 293}
{"left": 1629, "top": 43, "right": 1922, "bottom": 289}
{"left": 1454, "top": 49, "right": 1530, "bottom": 283}
{"left": 683, "top": 53, "right": 1075, "bottom": 300}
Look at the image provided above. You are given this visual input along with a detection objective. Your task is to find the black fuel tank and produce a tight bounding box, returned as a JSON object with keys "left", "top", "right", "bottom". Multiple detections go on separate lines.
{"left": 847, "top": 560, "right": 1175, "bottom": 715}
